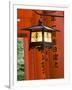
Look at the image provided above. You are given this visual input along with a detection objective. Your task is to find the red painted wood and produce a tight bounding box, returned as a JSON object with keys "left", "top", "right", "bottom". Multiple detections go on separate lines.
{"left": 17, "top": 9, "right": 64, "bottom": 80}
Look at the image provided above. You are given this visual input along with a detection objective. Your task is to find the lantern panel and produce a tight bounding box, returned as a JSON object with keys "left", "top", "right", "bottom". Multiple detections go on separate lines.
{"left": 31, "top": 32, "right": 42, "bottom": 42}
{"left": 44, "top": 32, "right": 52, "bottom": 42}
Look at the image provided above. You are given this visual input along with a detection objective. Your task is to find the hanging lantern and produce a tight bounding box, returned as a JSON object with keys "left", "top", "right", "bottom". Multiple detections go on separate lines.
{"left": 22, "top": 21, "right": 60, "bottom": 50}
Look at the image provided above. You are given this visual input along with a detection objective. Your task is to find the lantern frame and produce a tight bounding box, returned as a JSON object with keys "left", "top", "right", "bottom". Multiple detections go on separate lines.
{"left": 22, "top": 24, "right": 60, "bottom": 49}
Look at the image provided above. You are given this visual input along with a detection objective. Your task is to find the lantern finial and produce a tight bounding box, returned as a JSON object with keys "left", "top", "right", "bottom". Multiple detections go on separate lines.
{"left": 38, "top": 17, "right": 44, "bottom": 25}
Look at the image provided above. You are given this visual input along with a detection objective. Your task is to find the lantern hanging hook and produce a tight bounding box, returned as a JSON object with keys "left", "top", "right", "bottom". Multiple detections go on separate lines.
{"left": 38, "top": 16, "right": 44, "bottom": 25}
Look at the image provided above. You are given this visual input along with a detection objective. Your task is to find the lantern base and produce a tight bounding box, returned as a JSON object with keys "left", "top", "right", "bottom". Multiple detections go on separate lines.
{"left": 29, "top": 42, "right": 53, "bottom": 50}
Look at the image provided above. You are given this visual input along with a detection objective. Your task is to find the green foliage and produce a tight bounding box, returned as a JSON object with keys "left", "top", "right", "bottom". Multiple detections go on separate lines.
{"left": 17, "top": 39, "right": 24, "bottom": 81}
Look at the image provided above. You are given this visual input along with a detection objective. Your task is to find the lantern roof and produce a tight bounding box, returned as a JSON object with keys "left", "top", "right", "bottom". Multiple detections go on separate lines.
{"left": 21, "top": 24, "right": 60, "bottom": 32}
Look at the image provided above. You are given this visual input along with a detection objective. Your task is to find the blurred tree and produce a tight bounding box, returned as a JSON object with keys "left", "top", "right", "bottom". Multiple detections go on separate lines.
{"left": 17, "top": 39, "right": 24, "bottom": 81}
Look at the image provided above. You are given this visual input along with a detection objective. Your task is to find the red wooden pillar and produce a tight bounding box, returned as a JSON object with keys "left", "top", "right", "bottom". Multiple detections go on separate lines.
{"left": 23, "top": 38, "right": 30, "bottom": 80}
